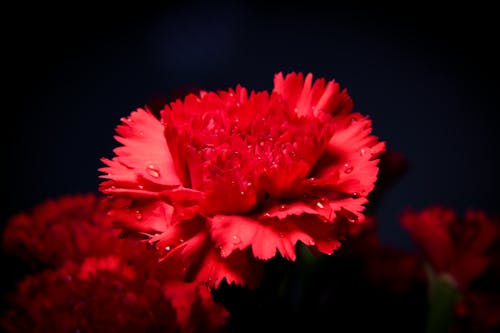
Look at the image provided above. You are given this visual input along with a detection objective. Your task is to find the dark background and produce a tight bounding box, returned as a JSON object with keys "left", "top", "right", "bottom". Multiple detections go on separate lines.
{"left": 3, "top": 0, "right": 499, "bottom": 249}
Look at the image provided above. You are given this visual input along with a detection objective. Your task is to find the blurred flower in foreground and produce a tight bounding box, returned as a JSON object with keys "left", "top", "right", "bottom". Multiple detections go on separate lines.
{"left": 0, "top": 193, "right": 229, "bottom": 333}
{"left": 401, "top": 206, "right": 498, "bottom": 289}
{"left": 2, "top": 194, "right": 128, "bottom": 268}
{"left": 401, "top": 206, "right": 500, "bottom": 333}
{"left": 99, "top": 72, "right": 385, "bottom": 288}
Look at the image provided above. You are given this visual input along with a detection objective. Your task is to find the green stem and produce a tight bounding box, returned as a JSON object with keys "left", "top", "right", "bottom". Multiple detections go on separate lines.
{"left": 425, "top": 265, "right": 461, "bottom": 333}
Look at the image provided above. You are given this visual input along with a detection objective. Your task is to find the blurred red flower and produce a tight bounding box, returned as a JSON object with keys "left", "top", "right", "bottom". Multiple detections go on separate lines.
{"left": 99, "top": 72, "right": 385, "bottom": 288}
{"left": 400, "top": 206, "right": 498, "bottom": 289}
{"left": 1, "top": 194, "right": 230, "bottom": 333}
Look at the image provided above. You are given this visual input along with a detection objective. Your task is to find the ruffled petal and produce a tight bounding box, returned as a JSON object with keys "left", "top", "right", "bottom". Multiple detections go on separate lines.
{"left": 208, "top": 214, "right": 345, "bottom": 260}
{"left": 308, "top": 114, "right": 385, "bottom": 221}
{"left": 107, "top": 198, "right": 174, "bottom": 235}
{"left": 163, "top": 281, "right": 229, "bottom": 333}
{"left": 99, "top": 108, "right": 181, "bottom": 189}
{"left": 152, "top": 219, "right": 264, "bottom": 289}
{"left": 273, "top": 71, "right": 353, "bottom": 117}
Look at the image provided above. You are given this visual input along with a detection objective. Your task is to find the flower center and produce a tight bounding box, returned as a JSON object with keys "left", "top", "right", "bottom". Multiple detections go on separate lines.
{"left": 163, "top": 88, "right": 335, "bottom": 215}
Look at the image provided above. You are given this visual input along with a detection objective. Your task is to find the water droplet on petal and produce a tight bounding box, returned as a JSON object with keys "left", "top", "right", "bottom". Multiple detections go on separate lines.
{"left": 231, "top": 235, "right": 241, "bottom": 245}
{"left": 279, "top": 204, "right": 287, "bottom": 211}
{"left": 135, "top": 210, "right": 143, "bottom": 220}
{"left": 360, "top": 147, "right": 373, "bottom": 158}
{"left": 351, "top": 192, "right": 359, "bottom": 199}
{"left": 316, "top": 201, "right": 325, "bottom": 209}
{"left": 146, "top": 164, "right": 160, "bottom": 178}
{"left": 164, "top": 246, "right": 171, "bottom": 252}
{"left": 343, "top": 163, "right": 353, "bottom": 174}
{"left": 308, "top": 240, "right": 316, "bottom": 246}
{"left": 138, "top": 185, "right": 144, "bottom": 190}
{"left": 263, "top": 212, "right": 271, "bottom": 218}
{"left": 179, "top": 238, "right": 184, "bottom": 243}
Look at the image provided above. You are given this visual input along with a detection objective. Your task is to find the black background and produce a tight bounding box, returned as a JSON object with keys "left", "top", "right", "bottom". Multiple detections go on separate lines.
{"left": 3, "top": 0, "right": 499, "bottom": 250}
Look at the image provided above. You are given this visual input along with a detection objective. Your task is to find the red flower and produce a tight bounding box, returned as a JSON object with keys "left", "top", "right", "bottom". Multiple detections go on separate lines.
{"left": 0, "top": 257, "right": 177, "bottom": 333}
{"left": 1, "top": 193, "right": 230, "bottom": 333}
{"left": 1, "top": 256, "right": 228, "bottom": 333}
{"left": 99, "top": 72, "right": 385, "bottom": 288}
{"left": 400, "top": 206, "right": 499, "bottom": 289}
{"left": 1, "top": 193, "right": 129, "bottom": 267}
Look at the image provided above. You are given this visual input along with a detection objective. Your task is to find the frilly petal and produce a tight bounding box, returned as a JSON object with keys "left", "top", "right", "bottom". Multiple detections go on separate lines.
{"left": 208, "top": 214, "right": 345, "bottom": 260}
{"left": 99, "top": 108, "right": 181, "bottom": 189}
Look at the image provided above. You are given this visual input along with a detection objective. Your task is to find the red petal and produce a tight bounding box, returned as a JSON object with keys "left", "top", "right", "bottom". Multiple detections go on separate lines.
{"left": 208, "top": 214, "right": 344, "bottom": 260}
{"left": 273, "top": 71, "right": 353, "bottom": 117}
{"left": 107, "top": 199, "right": 174, "bottom": 235}
{"left": 400, "top": 206, "right": 455, "bottom": 272}
{"left": 163, "top": 281, "right": 229, "bottom": 333}
{"left": 309, "top": 114, "right": 385, "bottom": 221}
{"left": 99, "top": 108, "right": 181, "bottom": 188}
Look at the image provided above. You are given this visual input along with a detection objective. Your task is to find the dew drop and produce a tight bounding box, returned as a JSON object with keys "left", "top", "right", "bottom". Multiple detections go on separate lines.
{"left": 360, "top": 147, "right": 373, "bottom": 158}
{"left": 343, "top": 163, "right": 354, "bottom": 174}
{"left": 279, "top": 204, "right": 287, "bottom": 211}
{"left": 351, "top": 192, "right": 359, "bottom": 199}
{"left": 135, "top": 210, "right": 143, "bottom": 220}
{"left": 146, "top": 164, "right": 160, "bottom": 178}
{"left": 308, "top": 240, "right": 316, "bottom": 246}
{"left": 316, "top": 201, "right": 325, "bottom": 209}
{"left": 138, "top": 185, "right": 144, "bottom": 190}
{"left": 179, "top": 238, "right": 184, "bottom": 243}
{"left": 164, "top": 246, "right": 171, "bottom": 252}
{"left": 263, "top": 212, "right": 271, "bottom": 218}
{"left": 231, "top": 235, "right": 241, "bottom": 245}
{"left": 240, "top": 191, "right": 245, "bottom": 196}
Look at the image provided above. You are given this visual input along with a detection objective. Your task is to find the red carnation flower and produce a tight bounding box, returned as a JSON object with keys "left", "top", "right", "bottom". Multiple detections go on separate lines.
{"left": 1, "top": 193, "right": 129, "bottom": 267}
{"left": 0, "top": 256, "right": 228, "bottom": 333}
{"left": 1, "top": 193, "right": 230, "bottom": 333}
{"left": 400, "top": 206, "right": 499, "bottom": 289}
{"left": 99, "top": 72, "right": 385, "bottom": 288}
{"left": 0, "top": 256, "right": 177, "bottom": 333}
